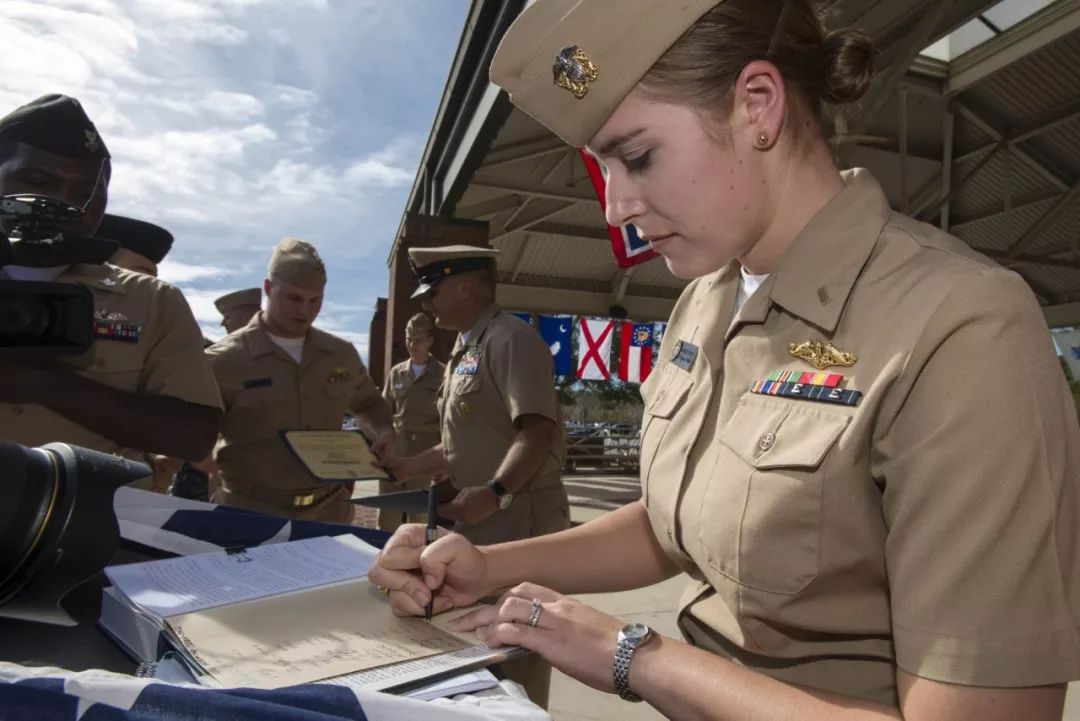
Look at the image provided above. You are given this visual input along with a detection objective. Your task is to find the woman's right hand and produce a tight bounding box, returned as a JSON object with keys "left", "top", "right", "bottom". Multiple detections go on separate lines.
{"left": 367, "top": 525, "right": 489, "bottom": 617}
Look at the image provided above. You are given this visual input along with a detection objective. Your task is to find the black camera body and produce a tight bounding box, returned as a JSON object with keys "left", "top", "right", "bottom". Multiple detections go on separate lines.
{"left": 1, "top": 194, "right": 137, "bottom": 626}
{"left": 0, "top": 194, "right": 118, "bottom": 359}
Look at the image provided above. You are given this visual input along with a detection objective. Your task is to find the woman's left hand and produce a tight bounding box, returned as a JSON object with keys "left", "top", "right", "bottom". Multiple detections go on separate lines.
{"left": 448, "top": 582, "right": 625, "bottom": 693}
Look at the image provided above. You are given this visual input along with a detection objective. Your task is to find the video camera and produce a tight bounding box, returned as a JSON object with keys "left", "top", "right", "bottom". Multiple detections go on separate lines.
{"left": 1, "top": 194, "right": 137, "bottom": 626}
{"left": 0, "top": 193, "right": 118, "bottom": 360}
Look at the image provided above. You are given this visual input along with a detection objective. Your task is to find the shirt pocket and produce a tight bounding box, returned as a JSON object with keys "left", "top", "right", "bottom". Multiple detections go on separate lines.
{"left": 80, "top": 342, "right": 145, "bottom": 393}
{"left": 640, "top": 366, "right": 694, "bottom": 503}
{"left": 700, "top": 395, "right": 849, "bottom": 595}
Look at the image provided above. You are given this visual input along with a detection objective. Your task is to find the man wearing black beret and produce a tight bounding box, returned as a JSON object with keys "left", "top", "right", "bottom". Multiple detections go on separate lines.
{"left": 0, "top": 94, "right": 222, "bottom": 464}
{"left": 97, "top": 214, "right": 173, "bottom": 277}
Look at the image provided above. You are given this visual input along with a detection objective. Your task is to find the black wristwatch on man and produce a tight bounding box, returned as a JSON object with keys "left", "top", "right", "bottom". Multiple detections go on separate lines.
{"left": 485, "top": 479, "right": 514, "bottom": 510}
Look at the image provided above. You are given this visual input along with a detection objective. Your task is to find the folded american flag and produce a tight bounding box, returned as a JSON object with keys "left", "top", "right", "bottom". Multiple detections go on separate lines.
{"left": 0, "top": 663, "right": 551, "bottom": 721}
{"left": 113, "top": 487, "right": 389, "bottom": 556}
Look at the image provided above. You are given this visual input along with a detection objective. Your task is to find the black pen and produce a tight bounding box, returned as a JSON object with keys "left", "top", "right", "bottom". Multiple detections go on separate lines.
{"left": 424, "top": 479, "right": 438, "bottom": 621}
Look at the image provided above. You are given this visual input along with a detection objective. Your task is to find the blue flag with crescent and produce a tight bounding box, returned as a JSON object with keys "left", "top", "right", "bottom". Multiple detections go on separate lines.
{"left": 539, "top": 315, "right": 573, "bottom": 376}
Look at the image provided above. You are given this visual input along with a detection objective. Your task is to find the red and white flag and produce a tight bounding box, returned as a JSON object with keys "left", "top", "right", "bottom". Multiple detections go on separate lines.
{"left": 618, "top": 322, "right": 654, "bottom": 383}
{"left": 577, "top": 318, "right": 614, "bottom": 380}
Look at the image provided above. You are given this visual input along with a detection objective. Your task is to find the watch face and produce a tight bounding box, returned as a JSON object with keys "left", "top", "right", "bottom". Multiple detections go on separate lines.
{"left": 623, "top": 623, "right": 649, "bottom": 642}
{"left": 498, "top": 492, "right": 513, "bottom": 510}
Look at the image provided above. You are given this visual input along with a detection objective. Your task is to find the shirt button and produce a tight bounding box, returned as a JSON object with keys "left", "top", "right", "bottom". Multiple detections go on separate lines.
{"left": 758, "top": 432, "right": 776, "bottom": 452}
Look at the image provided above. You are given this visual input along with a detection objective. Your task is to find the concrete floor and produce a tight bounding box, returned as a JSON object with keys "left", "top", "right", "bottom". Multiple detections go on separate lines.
{"left": 352, "top": 474, "right": 1080, "bottom": 721}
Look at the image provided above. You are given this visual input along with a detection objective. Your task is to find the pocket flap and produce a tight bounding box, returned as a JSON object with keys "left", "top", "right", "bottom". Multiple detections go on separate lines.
{"left": 720, "top": 396, "right": 848, "bottom": 470}
{"left": 645, "top": 369, "right": 693, "bottom": 420}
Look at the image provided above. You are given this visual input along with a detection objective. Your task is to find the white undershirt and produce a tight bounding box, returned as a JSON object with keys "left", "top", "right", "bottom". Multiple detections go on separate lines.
{"left": 735, "top": 265, "right": 770, "bottom": 315}
{"left": 1, "top": 265, "right": 69, "bottom": 281}
{"left": 410, "top": 362, "right": 427, "bottom": 379}
{"left": 267, "top": 332, "right": 305, "bottom": 363}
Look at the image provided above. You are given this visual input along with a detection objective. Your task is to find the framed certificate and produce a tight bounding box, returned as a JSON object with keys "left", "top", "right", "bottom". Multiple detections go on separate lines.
{"left": 280, "top": 430, "right": 390, "bottom": 482}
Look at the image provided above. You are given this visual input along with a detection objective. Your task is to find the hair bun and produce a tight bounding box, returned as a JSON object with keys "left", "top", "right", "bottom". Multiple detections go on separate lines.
{"left": 823, "top": 30, "right": 874, "bottom": 104}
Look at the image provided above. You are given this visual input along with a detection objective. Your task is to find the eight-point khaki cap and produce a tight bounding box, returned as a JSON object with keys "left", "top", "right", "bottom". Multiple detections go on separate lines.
{"left": 407, "top": 244, "right": 500, "bottom": 299}
{"left": 490, "top": 0, "right": 721, "bottom": 147}
{"left": 214, "top": 287, "right": 262, "bottom": 314}
{"left": 268, "top": 237, "right": 327, "bottom": 289}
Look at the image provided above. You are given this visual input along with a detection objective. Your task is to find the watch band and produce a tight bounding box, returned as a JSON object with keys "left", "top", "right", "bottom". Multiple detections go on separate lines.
{"left": 613, "top": 641, "right": 642, "bottom": 701}
{"left": 486, "top": 479, "right": 509, "bottom": 498}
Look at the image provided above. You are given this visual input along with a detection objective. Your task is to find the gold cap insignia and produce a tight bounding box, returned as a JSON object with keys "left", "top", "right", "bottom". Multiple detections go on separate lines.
{"left": 788, "top": 340, "right": 856, "bottom": 371}
{"left": 552, "top": 45, "right": 599, "bottom": 99}
{"left": 84, "top": 129, "right": 100, "bottom": 153}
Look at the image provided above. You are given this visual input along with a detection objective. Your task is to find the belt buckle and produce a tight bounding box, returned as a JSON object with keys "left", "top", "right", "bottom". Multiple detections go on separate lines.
{"left": 293, "top": 492, "right": 318, "bottom": 507}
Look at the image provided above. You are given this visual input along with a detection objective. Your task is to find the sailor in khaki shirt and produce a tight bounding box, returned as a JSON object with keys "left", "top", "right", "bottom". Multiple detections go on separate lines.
{"left": 207, "top": 238, "right": 395, "bottom": 523}
{"left": 370, "top": 2, "right": 1080, "bottom": 719}
{"left": 387, "top": 245, "right": 569, "bottom": 546}
{"left": 0, "top": 94, "right": 221, "bottom": 463}
{"left": 378, "top": 312, "right": 445, "bottom": 531}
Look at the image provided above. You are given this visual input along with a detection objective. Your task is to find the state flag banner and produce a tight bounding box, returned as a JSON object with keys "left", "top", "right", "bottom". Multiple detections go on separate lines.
{"left": 618, "top": 322, "right": 654, "bottom": 383}
{"left": 577, "top": 318, "right": 614, "bottom": 380}
{"left": 539, "top": 314, "right": 573, "bottom": 376}
{"left": 579, "top": 149, "right": 660, "bottom": 269}
{"left": 1055, "top": 328, "right": 1080, "bottom": 382}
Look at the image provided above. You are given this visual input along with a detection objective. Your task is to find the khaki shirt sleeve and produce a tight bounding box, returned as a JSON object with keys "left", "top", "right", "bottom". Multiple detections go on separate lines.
{"left": 141, "top": 284, "right": 223, "bottom": 410}
{"left": 489, "top": 324, "right": 559, "bottom": 424}
{"left": 876, "top": 269, "right": 1080, "bottom": 687}
{"left": 347, "top": 348, "right": 383, "bottom": 415}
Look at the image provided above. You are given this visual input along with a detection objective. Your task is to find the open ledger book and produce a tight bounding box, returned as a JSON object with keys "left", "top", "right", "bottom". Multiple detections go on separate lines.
{"left": 100, "top": 535, "right": 518, "bottom": 693}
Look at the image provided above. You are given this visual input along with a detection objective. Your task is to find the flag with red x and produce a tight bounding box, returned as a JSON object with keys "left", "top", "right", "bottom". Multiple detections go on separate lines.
{"left": 577, "top": 318, "right": 614, "bottom": 380}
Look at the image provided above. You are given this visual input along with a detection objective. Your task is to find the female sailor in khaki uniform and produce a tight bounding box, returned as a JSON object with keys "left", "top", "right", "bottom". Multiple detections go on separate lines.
{"left": 370, "top": 1, "right": 1080, "bottom": 718}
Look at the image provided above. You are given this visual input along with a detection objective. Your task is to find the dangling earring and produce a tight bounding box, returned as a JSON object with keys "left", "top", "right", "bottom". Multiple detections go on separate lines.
{"left": 755, "top": 132, "right": 770, "bottom": 149}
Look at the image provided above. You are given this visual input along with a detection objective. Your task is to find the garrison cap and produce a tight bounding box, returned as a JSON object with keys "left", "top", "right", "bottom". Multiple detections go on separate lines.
{"left": 0, "top": 94, "right": 110, "bottom": 160}
{"left": 268, "top": 237, "right": 326, "bottom": 290}
{"left": 214, "top": 288, "right": 262, "bottom": 314}
{"left": 490, "top": 0, "right": 720, "bottom": 147}
{"left": 407, "top": 244, "right": 499, "bottom": 299}
{"left": 97, "top": 214, "right": 173, "bottom": 263}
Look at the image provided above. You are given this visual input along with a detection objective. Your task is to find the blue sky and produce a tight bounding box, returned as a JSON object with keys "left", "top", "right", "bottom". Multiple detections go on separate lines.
{"left": 0, "top": 0, "right": 471, "bottom": 356}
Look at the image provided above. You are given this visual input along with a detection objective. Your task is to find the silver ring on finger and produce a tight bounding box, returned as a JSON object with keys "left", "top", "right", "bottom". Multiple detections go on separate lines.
{"left": 527, "top": 598, "right": 543, "bottom": 627}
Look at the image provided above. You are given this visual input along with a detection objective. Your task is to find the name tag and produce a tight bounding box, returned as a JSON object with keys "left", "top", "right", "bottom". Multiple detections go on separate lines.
{"left": 242, "top": 377, "right": 273, "bottom": 389}
{"left": 671, "top": 340, "right": 698, "bottom": 371}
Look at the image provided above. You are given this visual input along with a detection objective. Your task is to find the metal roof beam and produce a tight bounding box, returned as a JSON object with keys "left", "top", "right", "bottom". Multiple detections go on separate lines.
{"left": 479, "top": 136, "right": 568, "bottom": 171}
{"left": 497, "top": 282, "right": 676, "bottom": 321}
{"left": 490, "top": 199, "right": 576, "bottom": 241}
{"left": 1045, "top": 301, "right": 1080, "bottom": 327}
{"left": 528, "top": 222, "right": 609, "bottom": 240}
{"left": 470, "top": 176, "right": 599, "bottom": 203}
{"left": 947, "top": 0, "right": 1080, "bottom": 97}
{"left": 954, "top": 100, "right": 1080, "bottom": 166}
{"left": 456, "top": 194, "right": 522, "bottom": 219}
{"left": 1005, "top": 181, "right": 1080, "bottom": 258}
{"left": 916, "top": 141, "right": 1005, "bottom": 222}
{"left": 978, "top": 248, "right": 1080, "bottom": 271}
{"left": 949, "top": 191, "right": 1063, "bottom": 229}
{"left": 954, "top": 102, "right": 1071, "bottom": 192}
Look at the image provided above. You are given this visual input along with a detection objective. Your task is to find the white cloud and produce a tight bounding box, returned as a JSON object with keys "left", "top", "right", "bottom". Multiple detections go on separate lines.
{"left": 158, "top": 259, "right": 234, "bottom": 284}
{"left": 1, "top": 0, "right": 469, "bottom": 365}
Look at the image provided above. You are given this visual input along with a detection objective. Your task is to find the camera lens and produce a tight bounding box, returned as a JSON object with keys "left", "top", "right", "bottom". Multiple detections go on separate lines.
{"left": 0, "top": 295, "right": 56, "bottom": 339}
{"left": 0, "top": 443, "right": 58, "bottom": 593}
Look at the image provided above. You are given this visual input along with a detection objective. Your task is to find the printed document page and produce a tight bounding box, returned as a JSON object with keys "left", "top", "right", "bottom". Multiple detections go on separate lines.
{"left": 165, "top": 580, "right": 474, "bottom": 689}
{"left": 105, "top": 535, "right": 378, "bottom": 620}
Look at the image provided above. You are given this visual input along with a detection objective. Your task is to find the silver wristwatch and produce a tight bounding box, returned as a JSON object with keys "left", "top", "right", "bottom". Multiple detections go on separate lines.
{"left": 613, "top": 622, "right": 655, "bottom": 702}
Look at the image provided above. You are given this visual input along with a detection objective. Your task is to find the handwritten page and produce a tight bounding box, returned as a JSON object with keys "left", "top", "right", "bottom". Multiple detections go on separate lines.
{"left": 105, "top": 535, "right": 378, "bottom": 621}
{"left": 165, "top": 580, "right": 475, "bottom": 689}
